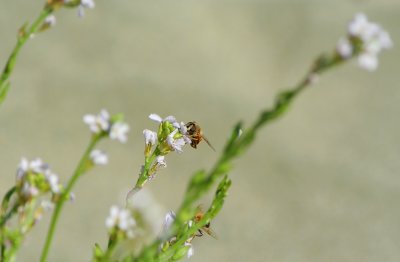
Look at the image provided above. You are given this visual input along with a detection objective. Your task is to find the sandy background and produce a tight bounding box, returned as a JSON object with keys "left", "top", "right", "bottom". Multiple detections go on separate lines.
{"left": 1, "top": 0, "right": 400, "bottom": 261}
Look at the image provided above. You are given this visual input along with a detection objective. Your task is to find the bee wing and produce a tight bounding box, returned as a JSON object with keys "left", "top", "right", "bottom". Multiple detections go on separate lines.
{"left": 202, "top": 135, "right": 216, "bottom": 152}
{"left": 203, "top": 227, "right": 218, "bottom": 239}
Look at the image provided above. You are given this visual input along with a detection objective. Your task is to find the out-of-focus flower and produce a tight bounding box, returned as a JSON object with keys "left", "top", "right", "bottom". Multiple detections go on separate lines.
{"left": 15, "top": 158, "right": 62, "bottom": 200}
{"left": 83, "top": 109, "right": 110, "bottom": 134}
{"left": 339, "top": 13, "right": 393, "bottom": 71}
{"left": 106, "top": 206, "right": 136, "bottom": 238}
{"left": 185, "top": 241, "right": 194, "bottom": 258}
{"left": 90, "top": 150, "right": 108, "bottom": 165}
{"left": 44, "top": 15, "right": 56, "bottom": 27}
{"left": 336, "top": 37, "right": 353, "bottom": 58}
{"left": 110, "top": 122, "right": 130, "bottom": 143}
{"left": 83, "top": 109, "right": 130, "bottom": 142}
{"left": 163, "top": 211, "right": 176, "bottom": 230}
{"left": 78, "top": 0, "right": 95, "bottom": 17}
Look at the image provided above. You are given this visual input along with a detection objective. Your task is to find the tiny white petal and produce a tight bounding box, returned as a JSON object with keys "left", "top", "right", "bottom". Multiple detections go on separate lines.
{"left": 143, "top": 129, "right": 157, "bottom": 145}
{"left": 163, "top": 211, "right": 176, "bottom": 231}
{"left": 45, "top": 15, "right": 56, "bottom": 27}
{"left": 336, "top": 37, "right": 353, "bottom": 58}
{"left": 90, "top": 150, "right": 108, "bottom": 165}
{"left": 16, "top": 158, "right": 29, "bottom": 181}
{"left": 110, "top": 122, "right": 130, "bottom": 143}
{"left": 149, "top": 114, "right": 163, "bottom": 123}
{"left": 156, "top": 156, "right": 167, "bottom": 168}
{"left": 81, "top": 0, "right": 95, "bottom": 8}
{"left": 185, "top": 242, "right": 194, "bottom": 258}
{"left": 358, "top": 53, "right": 378, "bottom": 71}
{"left": 164, "top": 115, "right": 177, "bottom": 123}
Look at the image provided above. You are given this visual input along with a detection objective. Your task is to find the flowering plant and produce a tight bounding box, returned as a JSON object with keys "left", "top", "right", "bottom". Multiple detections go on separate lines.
{"left": 0, "top": 1, "right": 393, "bottom": 261}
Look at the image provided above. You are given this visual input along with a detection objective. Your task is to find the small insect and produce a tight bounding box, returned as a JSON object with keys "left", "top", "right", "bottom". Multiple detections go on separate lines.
{"left": 185, "top": 121, "right": 215, "bottom": 151}
{"left": 193, "top": 205, "right": 217, "bottom": 239}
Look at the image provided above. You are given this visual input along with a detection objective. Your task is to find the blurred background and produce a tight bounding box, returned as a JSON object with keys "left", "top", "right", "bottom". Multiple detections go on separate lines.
{"left": 1, "top": 0, "right": 399, "bottom": 261}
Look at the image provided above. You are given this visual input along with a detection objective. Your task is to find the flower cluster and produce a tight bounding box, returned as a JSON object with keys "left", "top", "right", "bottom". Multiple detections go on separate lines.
{"left": 15, "top": 158, "right": 62, "bottom": 202}
{"left": 160, "top": 211, "right": 194, "bottom": 259}
{"left": 336, "top": 13, "right": 393, "bottom": 71}
{"left": 106, "top": 206, "right": 136, "bottom": 239}
{"left": 133, "top": 114, "right": 192, "bottom": 187}
{"left": 146, "top": 114, "right": 191, "bottom": 155}
{"left": 83, "top": 109, "right": 130, "bottom": 143}
{"left": 78, "top": 0, "right": 95, "bottom": 17}
{"left": 90, "top": 149, "right": 108, "bottom": 165}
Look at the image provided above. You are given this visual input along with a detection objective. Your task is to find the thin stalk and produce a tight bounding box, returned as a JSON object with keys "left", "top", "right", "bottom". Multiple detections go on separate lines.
{"left": 0, "top": 6, "right": 53, "bottom": 106}
{"left": 39, "top": 135, "right": 101, "bottom": 262}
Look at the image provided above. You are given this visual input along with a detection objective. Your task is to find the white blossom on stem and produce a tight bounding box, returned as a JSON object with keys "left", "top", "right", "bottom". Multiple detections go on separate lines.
{"left": 143, "top": 129, "right": 157, "bottom": 145}
{"left": 345, "top": 13, "right": 393, "bottom": 71}
{"left": 110, "top": 122, "right": 130, "bottom": 143}
{"left": 185, "top": 242, "right": 194, "bottom": 258}
{"left": 167, "top": 129, "right": 186, "bottom": 153}
{"left": 149, "top": 114, "right": 177, "bottom": 124}
{"left": 44, "top": 15, "right": 56, "bottom": 27}
{"left": 83, "top": 109, "right": 110, "bottom": 134}
{"left": 90, "top": 150, "right": 108, "bottom": 165}
{"left": 78, "top": 0, "right": 95, "bottom": 17}
{"left": 106, "top": 206, "right": 136, "bottom": 238}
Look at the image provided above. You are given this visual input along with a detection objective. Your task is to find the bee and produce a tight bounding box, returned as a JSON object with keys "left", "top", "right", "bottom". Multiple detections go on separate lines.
{"left": 185, "top": 121, "right": 215, "bottom": 151}
{"left": 193, "top": 205, "right": 217, "bottom": 239}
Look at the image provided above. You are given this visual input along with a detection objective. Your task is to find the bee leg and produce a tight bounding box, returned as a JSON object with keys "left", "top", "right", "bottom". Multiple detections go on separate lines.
{"left": 195, "top": 230, "right": 203, "bottom": 237}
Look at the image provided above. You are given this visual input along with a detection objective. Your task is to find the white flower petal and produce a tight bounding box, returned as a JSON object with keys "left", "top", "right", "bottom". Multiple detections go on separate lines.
{"left": 358, "top": 53, "right": 378, "bottom": 71}
{"left": 149, "top": 114, "right": 163, "bottom": 123}
{"left": 90, "top": 150, "right": 108, "bottom": 165}
{"left": 110, "top": 122, "right": 130, "bottom": 143}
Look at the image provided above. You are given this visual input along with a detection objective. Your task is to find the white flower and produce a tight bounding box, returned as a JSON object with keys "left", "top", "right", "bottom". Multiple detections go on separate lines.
{"left": 16, "top": 158, "right": 29, "bottom": 182}
{"left": 163, "top": 211, "right": 176, "bottom": 231}
{"left": 167, "top": 130, "right": 186, "bottom": 153}
{"left": 156, "top": 156, "right": 167, "bottom": 168}
{"left": 78, "top": 0, "right": 95, "bottom": 17}
{"left": 184, "top": 242, "right": 194, "bottom": 258}
{"left": 29, "top": 158, "right": 49, "bottom": 174}
{"left": 110, "top": 122, "right": 130, "bottom": 143}
{"left": 346, "top": 13, "right": 393, "bottom": 71}
{"left": 336, "top": 37, "right": 353, "bottom": 58}
{"left": 46, "top": 173, "right": 61, "bottom": 193}
{"left": 149, "top": 114, "right": 177, "bottom": 124}
{"left": 143, "top": 129, "right": 157, "bottom": 145}
{"left": 83, "top": 109, "right": 110, "bottom": 134}
{"left": 21, "top": 183, "right": 39, "bottom": 198}
{"left": 90, "top": 150, "right": 108, "bottom": 165}
{"left": 358, "top": 53, "right": 378, "bottom": 71}
{"left": 105, "top": 206, "right": 136, "bottom": 238}
{"left": 44, "top": 15, "right": 56, "bottom": 27}
{"left": 348, "top": 13, "right": 369, "bottom": 38}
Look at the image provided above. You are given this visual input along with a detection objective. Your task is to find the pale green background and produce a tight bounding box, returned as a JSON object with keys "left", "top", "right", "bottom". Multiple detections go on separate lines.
{"left": 1, "top": 0, "right": 400, "bottom": 261}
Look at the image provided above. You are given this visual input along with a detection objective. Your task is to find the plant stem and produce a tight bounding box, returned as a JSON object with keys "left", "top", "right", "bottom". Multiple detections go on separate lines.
{"left": 39, "top": 135, "right": 100, "bottom": 262}
{"left": 0, "top": 5, "right": 53, "bottom": 106}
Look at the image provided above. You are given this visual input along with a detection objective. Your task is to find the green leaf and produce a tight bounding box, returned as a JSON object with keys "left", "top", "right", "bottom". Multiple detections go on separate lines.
{"left": 93, "top": 243, "right": 104, "bottom": 260}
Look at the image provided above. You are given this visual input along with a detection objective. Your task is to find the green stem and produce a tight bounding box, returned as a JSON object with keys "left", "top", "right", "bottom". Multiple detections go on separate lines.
{"left": 0, "top": 186, "right": 17, "bottom": 225}
{"left": 133, "top": 149, "right": 158, "bottom": 189}
{"left": 0, "top": 5, "right": 53, "bottom": 106}
{"left": 39, "top": 135, "right": 101, "bottom": 262}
